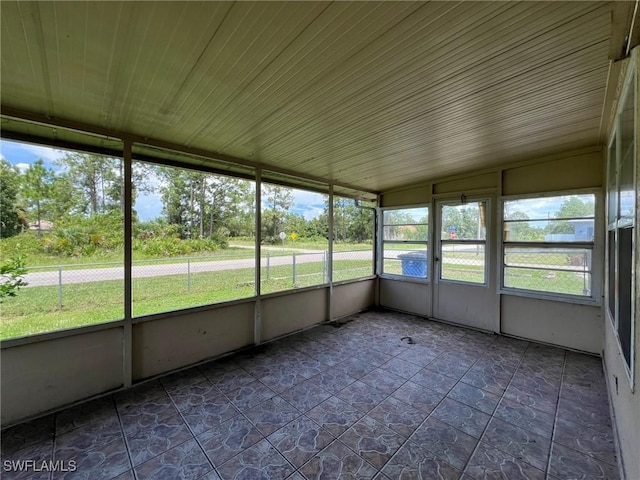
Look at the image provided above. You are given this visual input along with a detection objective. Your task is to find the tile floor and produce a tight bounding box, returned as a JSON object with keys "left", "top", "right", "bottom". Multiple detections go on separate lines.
{"left": 1, "top": 310, "right": 620, "bottom": 480}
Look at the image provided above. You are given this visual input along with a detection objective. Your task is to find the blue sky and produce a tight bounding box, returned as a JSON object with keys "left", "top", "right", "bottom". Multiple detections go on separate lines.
{"left": 1, "top": 139, "right": 326, "bottom": 221}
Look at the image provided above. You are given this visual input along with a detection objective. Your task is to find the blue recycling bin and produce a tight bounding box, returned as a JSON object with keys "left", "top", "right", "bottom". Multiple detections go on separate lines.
{"left": 398, "top": 251, "right": 428, "bottom": 277}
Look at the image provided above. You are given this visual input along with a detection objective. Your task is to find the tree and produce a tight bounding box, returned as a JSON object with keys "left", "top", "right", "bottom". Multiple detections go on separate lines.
{"left": 21, "top": 159, "right": 54, "bottom": 237}
{"left": 0, "top": 255, "right": 28, "bottom": 302}
{"left": 547, "top": 197, "right": 594, "bottom": 234}
{"left": 0, "top": 159, "right": 25, "bottom": 238}
{"left": 505, "top": 211, "right": 544, "bottom": 241}
{"left": 262, "top": 184, "right": 294, "bottom": 242}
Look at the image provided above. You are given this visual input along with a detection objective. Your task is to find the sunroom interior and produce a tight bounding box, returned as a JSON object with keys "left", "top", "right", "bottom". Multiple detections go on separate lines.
{"left": 0, "top": 2, "right": 638, "bottom": 480}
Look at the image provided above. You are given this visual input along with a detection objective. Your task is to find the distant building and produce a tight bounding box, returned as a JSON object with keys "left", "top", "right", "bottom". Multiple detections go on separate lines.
{"left": 28, "top": 220, "right": 53, "bottom": 232}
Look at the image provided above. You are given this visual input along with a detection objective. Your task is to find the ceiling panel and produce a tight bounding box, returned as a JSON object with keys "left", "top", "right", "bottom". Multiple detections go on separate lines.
{"left": 0, "top": 1, "right": 623, "bottom": 193}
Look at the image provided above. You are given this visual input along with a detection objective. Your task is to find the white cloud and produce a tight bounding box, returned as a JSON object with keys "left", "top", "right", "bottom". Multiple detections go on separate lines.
{"left": 20, "top": 144, "right": 66, "bottom": 163}
{"left": 15, "top": 163, "right": 30, "bottom": 172}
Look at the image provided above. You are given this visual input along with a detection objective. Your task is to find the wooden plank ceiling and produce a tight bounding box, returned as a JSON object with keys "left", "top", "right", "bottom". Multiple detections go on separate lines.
{"left": 0, "top": 1, "right": 618, "bottom": 192}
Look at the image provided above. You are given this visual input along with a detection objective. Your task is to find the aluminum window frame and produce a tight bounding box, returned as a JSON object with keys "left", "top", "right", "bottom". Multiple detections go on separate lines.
{"left": 499, "top": 189, "right": 602, "bottom": 306}
{"left": 379, "top": 205, "right": 430, "bottom": 282}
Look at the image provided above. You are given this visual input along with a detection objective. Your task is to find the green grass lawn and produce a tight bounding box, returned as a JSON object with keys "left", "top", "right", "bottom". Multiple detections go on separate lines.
{"left": 1, "top": 259, "right": 373, "bottom": 340}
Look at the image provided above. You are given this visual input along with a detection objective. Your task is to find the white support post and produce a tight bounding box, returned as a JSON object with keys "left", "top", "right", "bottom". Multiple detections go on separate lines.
{"left": 254, "top": 169, "right": 262, "bottom": 346}
{"left": 123, "top": 140, "right": 133, "bottom": 388}
{"left": 327, "top": 185, "right": 334, "bottom": 322}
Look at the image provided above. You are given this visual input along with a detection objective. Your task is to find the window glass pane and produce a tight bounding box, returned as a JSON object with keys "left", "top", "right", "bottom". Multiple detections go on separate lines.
{"left": 132, "top": 162, "right": 255, "bottom": 317}
{"left": 1, "top": 141, "right": 124, "bottom": 339}
{"left": 382, "top": 246, "right": 427, "bottom": 278}
{"left": 608, "top": 137, "right": 618, "bottom": 223}
{"left": 441, "top": 244, "right": 485, "bottom": 283}
{"left": 260, "top": 183, "right": 328, "bottom": 294}
{"left": 504, "top": 195, "right": 595, "bottom": 242}
{"left": 617, "top": 227, "right": 633, "bottom": 367}
{"left": 333, "top": 197, "right": 374, "bottom": 281}
{"left": 383, "top": 225, "right": 428, "bottom": 241}
{"left": 383, "top": 208, "right": 428, "bottom": 225}
{"left": 504, "top": 246, "right": 592, "bottom": 296}
{"left": 441, "top": 202, "right": 486, "bottom": 240}
{"left": 608, "top": 230, "right": 616, "bottom": 321}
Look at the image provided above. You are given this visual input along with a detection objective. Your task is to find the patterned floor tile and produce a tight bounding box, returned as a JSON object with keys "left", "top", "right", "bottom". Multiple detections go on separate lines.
{"left": 258, "top": 367, "right": 308, "bottom": 393}
{"left": 409, "top": 416, "right": 477, "bottom": 470}
{"left": 134, "top": 438, "right": 213, "bottom": 480}
{"left": 460, "top": 370, "right": 512, "bottom": 396}
{"left": 209, "top": 369, "right": 257, "bottom": 393}
{"left": 55, "top": 396, "right": 117, "bottom": 436}
{"left": 553, "top": 417, "right": 617, "bottom": 466}
{"left": 159, "top": 367, "right": 209, "bottom": 393}
{"left": 503, "top": 376, "right": 559, "bottom": 415}
{"left": 338, "top": 416, "right": 405, "bottom": 469}
{"left": 216, "top": 439, "right": 294, "bottom": 480}
{"left": 424, "top": 356, "right": 471, "bottom": 380}
{"left": 354, "top": 349, "right": 394, "bottom": 367}
{"left": 308, "top": 370, "right": 357, "bottom": 394}
{"left": 119, "top": 394, "right": 179, "bottom": 436}
{"left": 306, "top": 396, "right": 364, "bottom": 438}
{"left": 1, "top": 439, "right": 55, "bottom": 480}
{"left": 335, "top": 381, "right": 387, "bottom": 414}
{"left": 410, "top": 369, "right": 457, "bottom": 395}
{"left": 447, "top": 382, "right": 500, "bottom": 415}
{"left": 268, "top": 416, "right": 334, "bottom": 468}
{"left": 125, "top": 413, "right": 193, "bottom": 466}
{"left": 481, "top": 418, "right": 550, "bottom": 471}
{"left": 244, "top": 396, "right": 302, "bottom": 436}
{"left": 359, "top": 369, "right": 406, "bottom": 395}
{"left": 464, "top": 443, "right": 545, "bottom": 480}
{"left": 381, "top": 441, "right": 461, "bottom": 480}
{"left": 549, "top": 442, "right": 620, "bottom": 480}
{"left": 379, "top": 358, "right": 423, "bottom": 379}
{"left": 197, "top": 417, "right": 263, "bottom": 467}
{"left": 54, "top": 435, "right": 131, "bottom": 480}
{"left": 494, "top": 398, "right": 555, "bottom": 439}
{"left": 1, "top": 414, "right": 54, "bottom": 456}
{"left": 180, "top": 396, "right": 240, "bottom": 436}
{"left": 293, "top": 359, "right": 327, "bottom": 379}
{"left": 299, "top": 440, "right": 378, "bottom": 480}
{"left": 281, "top": 380, "right": 332, "bottom": 413}
{"left": 391, "top": 380, "right": 445, "bottom": 414}
{"left": 368, "top": 396, "right": 427, "bottom": 438}
{"left": 168, "top": 383, "right": 223, "bottom": 411}
{"left": 226, "top": 380, "right": 276, "bottom": 412}
{"left": 198, "top": 357, "right": 239, "bottom": 380}
{"left": 431, "top": 398, "right": 491, "bottom": 439}
{"left": 334, "top": 358, "right": 378, "bottom": 379}
{"left": 396, "top": 346, "right": 438, "bottom": 367}
{"left": 54, "top": 414, "right": 122, "bottom": 453}
{"left": 114, "top": 380, "right": 167, "bottom": 409}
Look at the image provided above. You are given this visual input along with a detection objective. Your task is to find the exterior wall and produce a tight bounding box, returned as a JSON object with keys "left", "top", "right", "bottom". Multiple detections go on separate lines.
{"left": 261, "top": 288, "right": 327, "bottom": 341}
{"left": 132, "top": 302, "right": 254, "bottom": 380}
{"left": 1, "top": 328, "right": 124, "bottom": 425}
{"left": 380, "top": 278, "right": 430, "bottom": 316}
{"left": 603, "top": 49, "right": 639, "bottom": 480}
{"left": 332, "top": 279, "right": 375, "bottom": 319}
{"left": 501, "top": 296, "right": 603, "bottom": 353}
{"left": 380, "top": 185, "right": 430, "bottom": 207}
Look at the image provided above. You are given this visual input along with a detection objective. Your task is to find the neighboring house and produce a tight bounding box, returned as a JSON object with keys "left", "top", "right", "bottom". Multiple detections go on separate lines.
{"left": 28, "top": 220, "right": 53, "bottom": 232}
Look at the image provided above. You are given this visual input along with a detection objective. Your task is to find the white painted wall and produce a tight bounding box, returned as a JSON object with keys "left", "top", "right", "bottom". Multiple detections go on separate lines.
{"left": 261, "top": 288, "right": 327, "bottom": 341}
{"left": 379, "top": 279, "right": 430, "bottom": 317}
{"left": 332, "top": 280, "right": 375, "bottom": 319}
{"left": 501, "top": 295, "right": 603, "bottom": 353}
{"left": 1, "top": 328, "right": 124, "bottom": 425}
{"left": 132, "top": 303, "right": 255, "bottom": 380}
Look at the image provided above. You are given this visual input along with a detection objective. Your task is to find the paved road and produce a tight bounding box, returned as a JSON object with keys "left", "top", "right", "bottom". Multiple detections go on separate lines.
{"left": 23, "top": 250, "right": 371, "bottom": 287}
{"left": 23, "top": 249, "right": 585, "bottom": 288}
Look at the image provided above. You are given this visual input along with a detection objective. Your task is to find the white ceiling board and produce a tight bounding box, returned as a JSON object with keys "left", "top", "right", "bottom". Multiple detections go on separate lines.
{"left": 0, "top": 1, "right": 624, "bottom": 193}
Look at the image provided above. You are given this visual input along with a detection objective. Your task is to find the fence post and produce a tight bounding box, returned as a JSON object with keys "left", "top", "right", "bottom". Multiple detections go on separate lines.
{"left": 187, "top": 258, "right": 191, "bottom": 293}
{"left": 323, "top": 251, "right": 327, "bottom": 283}
{"left": 267, "top": 251, "right": 270, "bottom": 280}
{"left": 58, "top": 266, "right": 63, "bottom": 310}
{"left": 292, "top": 252, "right": 297, "bottom": 286}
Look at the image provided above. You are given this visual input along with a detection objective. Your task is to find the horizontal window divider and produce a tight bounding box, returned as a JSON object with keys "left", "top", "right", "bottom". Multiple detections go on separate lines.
{"left": 440, "top": 239, "right": 486, "bottom": 244}
{"left": 383, "top": 223, "right": 428, "bottom": 227}
{"left": 504, "top": 264, "right": 592, "bottom": 274}
{"left": 379, "top": 273, "right": 429, "bottom": 284}
{"left": 503, "top": 215, "right": 594, "bottom": 223}
{"left": 382, "top": 241, "right": 428, "bottom": 245}
{"left": 499, "top": 288, "right": 600, "bottom": 306}
{"left": 132, "top": 296, "right": 258, "bottom": 324}
{"left": 503, "top": 241, "right": 593, "bottom": 248}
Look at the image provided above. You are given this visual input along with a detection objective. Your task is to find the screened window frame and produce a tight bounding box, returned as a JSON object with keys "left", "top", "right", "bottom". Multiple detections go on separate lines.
{"left": 605, "top": 60, "right": 636, "bottom": 384}
{"left": 437, "top": 198, "right": 490, "bottom": 286}
{"left": 498, "top": 189, "right": 602, "bottom": 305}
{"left": 379, "top": 205, "right": 430, "bottom": 282}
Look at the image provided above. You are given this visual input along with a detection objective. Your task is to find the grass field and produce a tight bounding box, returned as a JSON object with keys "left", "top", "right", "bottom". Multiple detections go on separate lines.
{"left": 1, "top": 259, "right": 373, "bottom": 340}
